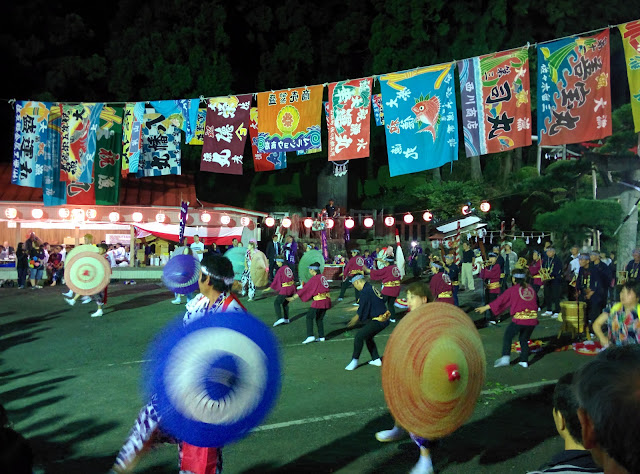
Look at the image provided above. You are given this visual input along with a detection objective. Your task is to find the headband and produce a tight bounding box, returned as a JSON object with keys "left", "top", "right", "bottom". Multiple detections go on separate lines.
{"left": 444, "top": 255, "right": 454, "bottom": 260}
{"left": 546, "top": 247, "right": 555, "bottom": 252}
{"left": 308, "top": 264, "right": 321, "bottom": 271}
{"left": 579, "top": 254, "right": 590, "bottom": 260}
{"left": 201, "top": 265, "right": 235, "bottom": 286}
{"left": 512, "top": 273, "right": 526, "bottom": 279}
{"left": 488, "top": 252, "right": 497, "bottom": 257}
{"left": 431, "top": 262, "right": 442, "bottom": 269}
{"left": 385, "top": 256, "right": 395, "bottom": 262}
{"left": 351, "top": 249, "right": 360, "bottom": 254}
{"left": 350, "top": 274, "right": 365, "bottom": 283}
{"left": 275, "top": 258, "right": 285, "bottom": 262}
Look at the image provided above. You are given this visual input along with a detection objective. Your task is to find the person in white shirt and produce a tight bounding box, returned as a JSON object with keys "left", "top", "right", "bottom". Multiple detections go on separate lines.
{"left": 569, "top": 245, "right": 581, "bottom": 277}
{"left": 190, "top": 234, "right": 205, "bottom": 262}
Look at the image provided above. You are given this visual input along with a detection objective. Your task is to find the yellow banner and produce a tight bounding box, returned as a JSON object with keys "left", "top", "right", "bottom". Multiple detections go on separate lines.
{"left": 619, "top": 21, "right": 640, "bottom": 132}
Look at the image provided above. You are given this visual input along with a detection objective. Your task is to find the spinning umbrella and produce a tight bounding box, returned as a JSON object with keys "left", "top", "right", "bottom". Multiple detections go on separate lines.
{"left": 64, "top": 248, "right": 111, "bottom": 296}
{"left": 298, "top": 249, "right": 325, "bottom": 283}
{"left": 162, "top": 254, "right": 201, "bottom": 295}
{"left": 224, "top": 247, "right": 247, "bottom": 281}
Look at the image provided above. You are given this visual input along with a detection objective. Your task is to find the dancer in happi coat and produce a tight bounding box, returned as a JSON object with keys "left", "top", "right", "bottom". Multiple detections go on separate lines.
{"left": 264, "top": 255, "right": 296, "bottom": 327}
{"left": 368, "top": 255, "right": 401, "bottom": 322}
{"left": 112, "top": 255, "right": 244, "bottom": 474}
{"left": 479, "top": 252, "right": 501, "bottom": 325}
{"left": 337, "top": 249, "right": 365, "bottom": 305}
{"left": 286, "top": 262, "right": 331, "bottom": 344}
{"left": 429, "top": 257, "right": 454, "bottom": 305}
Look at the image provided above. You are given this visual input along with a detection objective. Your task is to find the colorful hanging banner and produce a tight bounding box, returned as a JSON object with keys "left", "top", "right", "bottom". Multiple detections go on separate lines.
{"left": 43, "top": 105, "right": 67, "bottom": 206}
{"left": 619, "top": 21, "right": 640, "bottom": 132}
{"left": 121, "top": 102, "right": 144, "bottom": 176}
{"left": 379, "top": 64, "right": 459, "bottom": 177}
{"left": 179, "top": 201, "right": 189, "bottom": 245}
{"left": 66, "top": 179, "right": 95, "bottom": 205}
{"left": 537, "top": 30, "right": 612, "bottom": 145}
{"left": 12, "top": 100, "right": 50, "bottom": 188}
{"left": 256, "top": 85, "right": 323, "bottom": 153}
{"left": 372, "top": 94, "right": 385, "bottom": 126}
{"left": 94, "top": 106, "right": 123, "bottom": 205}
{"left": 150, "top": 99, "right": 199, "bottom": 143}
{"left": 139, "top": 111, "right": 182, "bottom": 177}
{"left": 62, "top": 103, "right": 104, "bottom": 183}
{"left": 200, "top": 95, "right": 251, "bottom": 175}
{"left": 188, "top": 108, "right": 207, "bottom": 145}
{"left": 458, "top": 47, "right": 532, "bottom": 157}
{"left": 249, "top": 107, "right": 287, "bottom": 172}
{"left": 328, "top": 77, "right": 372, "bottom": 161}
{"left": 297, "top": 101, "right": 328, "bottom": 156}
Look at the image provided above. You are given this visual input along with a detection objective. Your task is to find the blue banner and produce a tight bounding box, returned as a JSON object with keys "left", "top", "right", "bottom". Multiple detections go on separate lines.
{"left": 380, "top": 64, "right": 459, "bottom": 176}
{"left": 43, "top": 105, "right": 67, "bottom": 206}
{"left": 12, "top": 101, "right": 50, "bottom": 188}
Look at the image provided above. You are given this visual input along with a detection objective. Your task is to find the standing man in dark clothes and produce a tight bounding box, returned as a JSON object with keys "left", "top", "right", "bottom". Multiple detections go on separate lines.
{"left": 266, "top": 234, "right": 281, "bottom": 283}
{"left": 542, "top": 247, "right": 563, "bottom": 318}
{"left": 325, "top": 199, "right": 337, "bottom": 218}
{"left": 460, "top": 241, "right": 475, "bottom": 291}
{"left": 577, "top": 253, "right": 606, "bottom": 333}
{"left": 493, "top": 245, "right": 505, "bottom": 291}
{"left": 624, "top": 248, "right": 640, "bottom": 284}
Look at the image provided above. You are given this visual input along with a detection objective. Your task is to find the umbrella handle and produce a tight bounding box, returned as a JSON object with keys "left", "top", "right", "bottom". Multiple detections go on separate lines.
{"left": 445, "top": 364, "right": 461, "bottom": 382}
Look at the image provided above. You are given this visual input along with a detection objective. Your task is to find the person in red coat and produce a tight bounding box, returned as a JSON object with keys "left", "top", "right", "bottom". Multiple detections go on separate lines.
{"left": 475, "top": 267, "right": 539, "bottom": 368}
{"left": 287, "top": 262, "right": 332, "bottom": 344}
{"left": 368, "top": 255, "right": 402, "bottom": 322}
{"left": 480, "top": 252, "right": 501, "bottom": 325}
{"left": 263, "top": 256, "right": 296, "bottom": 327}
{"left": 338, "top": 249, "right": 365, "bottom": 305}
{"left": 429, "top": 258, "right": 454, "bottom": 305}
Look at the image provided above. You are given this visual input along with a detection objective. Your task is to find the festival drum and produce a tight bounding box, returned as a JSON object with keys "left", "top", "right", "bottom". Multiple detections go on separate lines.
{"left": 250, "top": 250, "right": 269, "bottom": 288}
{"left": 558, "top": 301, "right": 587, "bottom": 339}
{"left": 382, "top": 303, "right": 485, "bottom": 439}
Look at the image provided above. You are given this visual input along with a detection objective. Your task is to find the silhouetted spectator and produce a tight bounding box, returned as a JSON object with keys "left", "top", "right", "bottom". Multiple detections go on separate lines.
{"left": 0, "top": 404, "right": 33, "bottom": 474}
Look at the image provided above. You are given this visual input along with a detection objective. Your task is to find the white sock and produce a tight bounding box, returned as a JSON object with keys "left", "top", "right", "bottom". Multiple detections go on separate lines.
{"left": 410, "top": 453, "right": 434, "bottom": 474}
{"left": 345, "top": 359, "right": 358, "bottom": 371}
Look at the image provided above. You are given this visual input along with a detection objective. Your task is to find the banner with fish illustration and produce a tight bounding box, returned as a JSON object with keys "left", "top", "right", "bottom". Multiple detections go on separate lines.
{"left": 139, "top": 110, "right": 182, "bottom": 177}
{"left": 249, "top": 107, "right": 287, "bottom": 172}
{"left": 150, "top": 99, "right": 199, "bottom": 143}
{"left": 12, "top": 100, "right": 50, "bottom": 188}
{"left": 188, "top": 108, "right": 207, "bottom": 145}
{"left": 60, "top": 103, "right": 104, "bottom": 183}
{"left": 43, "top": 105, "right": 67, "bottom": 206}
{"left": 256, "top": 85, "right": 323, "bottom": 153}
{"left": 328, "top": 78, "right": 372, "bottom": 160}
{"left": 380, "top": 64, "right": 459, "bottom": 177}
{"left": 537, "top": 30, "right": 611, "bottom": 145}
{"left": 121, "top": 102, "right": 144, "bottom": 176}
{"left": 619, "top": 21, "right": 640, "bottom": 132}
{"left": 296, "top": 101, "right": 329, "bottom": 156}
{"left": 94, "top": 106, "right": 123, "bottom": 205}
{"left": 458, "top": 47, "right": 532, "bottom": 157}
{"left": 200, "top": 95, "right": 251, "bottom": 175}
{"left": 372, "top": 94, "right": 384, "bottom": 126}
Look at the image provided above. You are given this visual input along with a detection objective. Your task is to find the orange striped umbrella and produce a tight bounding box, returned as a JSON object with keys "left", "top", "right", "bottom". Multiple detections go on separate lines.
{"left": 382, "top": 302, "right": 486, "bottom": 439}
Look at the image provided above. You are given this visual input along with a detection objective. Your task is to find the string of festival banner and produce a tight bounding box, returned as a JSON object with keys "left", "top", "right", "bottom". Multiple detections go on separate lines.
{"left": 6, "top": 20, "right": 640, "bottom": 211}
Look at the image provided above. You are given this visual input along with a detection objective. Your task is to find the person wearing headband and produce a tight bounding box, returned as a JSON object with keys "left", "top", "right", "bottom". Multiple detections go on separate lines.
{"left": 344, "top": 274, "right": 390, "bottom": 371}
{"left": 264, "top": 256, "right": 296, "bottom": 327}
{"left": 286, "top": 262, "right": 332, "bottom": 344}
{"left": 113, "top": 254, "right": 244, "bottom": 473}
{"left": 443, "top": 254, "right": 460, "bottom": 306}
{"left": 367, "top": 253, "right": 402, "bottom": 323}
{"left": 577, "top": 253, "right": 607, "bottom": 333}
{"left": 492, "top": 245, "right": 506, "bottom": 289}
{"left": 338, "top": 249, "right": 365, "bottom": 305}
{"left": 475, "top": 267, "right": 538, "bottom": 368}
{"left": 429, "top": 257, "right": 454, "bottom": 305}
{"left": 528, "top": 250, "right": 543, "bottom": 309}
{"left": 480, "top": 252, "right": 501, "bottom": 326}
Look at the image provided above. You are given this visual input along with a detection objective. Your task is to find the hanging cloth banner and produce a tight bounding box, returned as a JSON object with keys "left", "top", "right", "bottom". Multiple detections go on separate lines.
{"left": 249, "top": 107, "right": 287, "bottom": 172}
{"left": 297, "top": 101, "right": 330, "bottom": 156}
{"left": 94, "top": 106, "right": 124, "bottom": 205}
{"left": 66, "top": 178, "right": 95, "bottom": 206}
{"left": 149, "top": 99, "right": 199, "bottom": 143}
{"left": 458, "top": 47, "right": 532, "bottom": 157}
{"left": 200, "top": 95, "right": 251, "bottom": 175}
{"left": 380, "top": 63, "right": 459, "bottom": 177}
{"left": 65, "top": 103, "right": 104, "bottom": 183}
{"left": 121, "top": 102, "right": 144, "bottom": 176}
{"left": 43, "top": 105, "right": 67, "bottom": 206}
{"left": 140, "top": 110, "right": 182, "bottom": 177}
{"left": 619, "top": 21, "right": 640, "bottom": 132}
{"left": 537, "top": 30, "right": 612, "bottom": 145}
{"left": 179, "top": 201, "right": 189, "bottom": 245}
{"left": 188, "top": 108, "right": 207, "bottom": 145}
{"left": 12, "top": 100, "right": 50, "bottom": 188}
{"left": 327, "top": 77, "right": 372, "bottom": 161}
{"left": 372, "top": 94, "right": 385, "bottom": 126}
{"left": 256, "top": 85, "right": 323, "bottom": 153}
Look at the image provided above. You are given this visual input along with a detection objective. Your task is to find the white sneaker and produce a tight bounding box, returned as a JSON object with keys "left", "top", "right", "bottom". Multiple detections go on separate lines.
{"left": 518, "top": 361, "right": 528, "bottom": 368}
{"left": 494, "top": 356, "right": 510, "bottom": 368}
{"left": 390, "top": 319, "right": 396, "bottom": 323}
{"left": 65, "top": 298, "right": 76, "bottom": 306}
{"left": 316, "top": 337, "right": 325, "bottom": 342}
{"left": 171, "top": 298, "right": 182, "bottom": 304}
{"left": 375, "top": 426, "right": 406, "bottom": 442}
{"left": 368, "top": 358, "right": 382, "bottom": 367}
{"left": 537, "top": 307, "right": 541, "bottom": 312}
{"left": 409, "top": 454, "right": 434, "bottom": 474}
{"left": 302, "top": 336, "right": 316, "bottom": 344}
{"left": 352, "top": 303, "right": 359, "bottom": 306}
{"left": 273, "top": 318, "right": 290, "bottom": 327}
{"left": 91, "top": 308, "right": 103, "bottom": 318}
{"left": 296, "top": 284, "right": 304, "bottom": 290}
{"left": 81, "top": 296, "right": 92, "bottom": 304}
{"left": 542, "top": 311, "right": 552, "bottom": 316}
{"left": 551, "top": 313, "right": 560, "bottom": 319}
{"left": 345, "top": 359, "right": 358, "bottom": 371}
{"left": 62, "top": 290, "right": 73, "bottom": 297}
{"left": 337, "top": 297, "right": 344, "bottom": 301}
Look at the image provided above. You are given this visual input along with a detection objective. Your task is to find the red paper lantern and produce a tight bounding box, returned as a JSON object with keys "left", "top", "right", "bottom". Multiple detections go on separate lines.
{"left": 282, "top": 217, "right": 292, "bottom": 228}
{"left": 325, "top": 218, "right": 334, "bottom": 229}
{"left": 423, "top": 211, "right": 433, "bottom": 222}
{"left": 58, "top": 208, "right": 70, "bottom": 218}
{"left": 241, "top": 216, "right": 251, "bottom": 227}
{"left": 220, "top": 215, "right": 231, "bottom": 225}
{"left": 132, "top": 212, "right": 143, "bottom": 222}
{"left": 201, "top": 212, "right": 211, "bottom": 223}
{"left": 384, "top": 216, "right": 395, "bottom": 227}
{"left": 403, "top": 213, "right": 414, "bottom": 224}
{"left": 32, "top": 209, "right": 44, "bottom": 219}
{"left": 109, "top": 212, "right": 120, "bottom": 223}
{"left": 363, "top": 217, "right": 374, "bottom": 228}
{"left": 480, "top": 201, "right": 491, "bottom": 212}
{"left": 345, "top": 217, "right": 355, "bottom": 229}
{"left": 303, "top": 218, "right": 313, "bottom": 228}
{"left": 264, "top": 216, "right": 275, "bottom": 227}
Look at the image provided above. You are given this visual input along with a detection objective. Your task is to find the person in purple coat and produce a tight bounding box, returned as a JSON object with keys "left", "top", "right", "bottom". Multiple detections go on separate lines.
{"left": 287, "top": 262, "right": 332, "bottom": 344}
